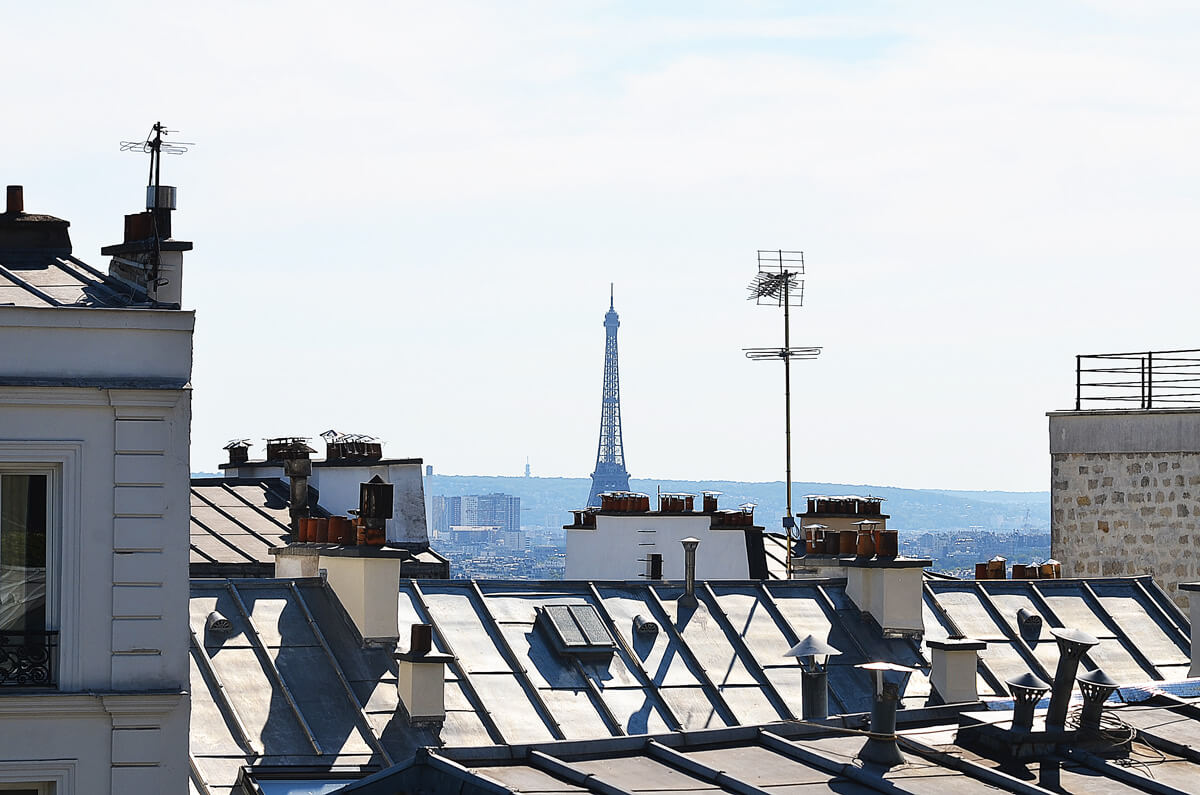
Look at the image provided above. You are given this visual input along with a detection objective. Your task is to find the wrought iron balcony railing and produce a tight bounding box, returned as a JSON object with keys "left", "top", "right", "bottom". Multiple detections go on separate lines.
{"left": 0, "top": 630, "right": 57, "bottom": 688}
{"left": 1076, "top": 348, "right": 1200, "bottom": 410}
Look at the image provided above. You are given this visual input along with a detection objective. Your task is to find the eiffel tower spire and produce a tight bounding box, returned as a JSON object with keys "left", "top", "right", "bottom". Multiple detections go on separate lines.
{"left": 587, "top": 285, "right": 630, "bottom": 507}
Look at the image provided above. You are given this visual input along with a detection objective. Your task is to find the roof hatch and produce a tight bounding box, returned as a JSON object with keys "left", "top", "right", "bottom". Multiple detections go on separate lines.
{"left": 536, "top": 604, "right": 614, "bottom": 659}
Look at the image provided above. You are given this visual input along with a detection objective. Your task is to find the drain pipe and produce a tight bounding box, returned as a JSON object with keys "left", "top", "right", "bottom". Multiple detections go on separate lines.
{"left": 1045, "top": 627, "right": 1099, "bottom": 732}
{"left": 679, "top": 537, "right": 699, "bottom": 608}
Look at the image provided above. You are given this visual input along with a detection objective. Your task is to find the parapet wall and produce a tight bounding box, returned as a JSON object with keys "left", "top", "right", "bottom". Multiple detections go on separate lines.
{"left": 1050, "top": 409, "right": 1200, "bottom": 608}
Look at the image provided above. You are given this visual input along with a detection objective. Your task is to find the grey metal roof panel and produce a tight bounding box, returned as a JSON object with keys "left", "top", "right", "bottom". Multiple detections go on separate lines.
{"left": 189, "top": 478, "right": 310, "bottom": 570}
{"left": 195, "top": 575, "right": 1197, "bottom": 794}
{"left": 0, "top": 258, "right": 157, "bottom": 308}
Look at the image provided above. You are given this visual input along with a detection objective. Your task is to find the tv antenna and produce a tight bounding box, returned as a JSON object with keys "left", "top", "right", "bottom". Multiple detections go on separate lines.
{"left": 118, "top": 122, "right": 193, "bottom": 288}
{"left": 121, "top": 121, "right": 193, "bottom": 194}
{"left": 744, "top": 250, "right": 822, "bottom": 574}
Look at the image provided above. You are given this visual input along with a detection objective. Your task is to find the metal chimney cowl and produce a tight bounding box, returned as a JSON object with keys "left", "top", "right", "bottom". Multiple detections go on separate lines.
{"left": 1045, "top": 627, "right": 1099, "bottom": 733}
{"left": 679, "top": 537, "right": 699, "bottom": 608}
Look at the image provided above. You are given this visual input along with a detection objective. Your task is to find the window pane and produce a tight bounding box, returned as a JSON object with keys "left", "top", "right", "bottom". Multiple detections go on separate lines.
{"left": 0, "top": 475, "right": 48, "bottom": 633}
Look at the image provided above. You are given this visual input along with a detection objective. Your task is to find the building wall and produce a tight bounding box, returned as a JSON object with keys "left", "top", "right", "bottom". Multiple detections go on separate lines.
{"left": 0, "top": 308, "right": 193, "bottom": 793}
{"left": 1050, "top": 409, "right": 1200, "bottom": 609}
{"left": 566, "top": 514, "right": 750, "bottom": 580}
{"left": 309, "top": 462, "right": 429, "bottom": 547}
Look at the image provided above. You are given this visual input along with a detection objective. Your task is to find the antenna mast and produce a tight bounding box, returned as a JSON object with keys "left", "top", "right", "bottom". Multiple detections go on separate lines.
{"left": 744, "top": 250, "right": 822, "bottom": 575}
{"left": 120, "top": 122, "right": 192, "bottom": 284}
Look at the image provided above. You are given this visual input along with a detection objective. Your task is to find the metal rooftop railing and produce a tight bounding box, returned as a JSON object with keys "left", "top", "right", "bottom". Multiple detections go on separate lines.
{"left": 1076, "top": 348, "right": 1200, "bottom": 410}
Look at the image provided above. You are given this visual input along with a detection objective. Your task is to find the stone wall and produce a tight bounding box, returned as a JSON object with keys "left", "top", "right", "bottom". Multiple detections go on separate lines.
{"left": 1052, "top": 450, "right": 1200, "bottom": 608}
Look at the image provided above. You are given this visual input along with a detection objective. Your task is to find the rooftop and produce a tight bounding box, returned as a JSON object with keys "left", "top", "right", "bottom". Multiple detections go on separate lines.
{"left": 0, "top": 255, "right": 164, "bottom": 308}
{"left": 187, "top": 574, "right": 1190, "bottom": 794}
{"left": 335, "top": 687, "right": 1200, "bottom": 795}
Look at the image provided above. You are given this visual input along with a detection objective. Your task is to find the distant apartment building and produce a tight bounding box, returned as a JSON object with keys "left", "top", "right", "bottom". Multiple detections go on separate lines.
{"left": 431, "top": 493, "right": 521, "bottom": 534}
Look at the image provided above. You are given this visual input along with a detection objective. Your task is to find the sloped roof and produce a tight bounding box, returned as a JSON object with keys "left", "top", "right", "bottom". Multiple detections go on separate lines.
{"left": 925, "top": 576, "right": 1191, "bottom": 688}
{"left": 334, "top": 688, "right": 1200, "bottom": 795}
{"left": 189, "top": 478, "right": 310, "bottom": 575}
{"left": 188, "top": 575, "right": 1191, "bottom": 794}
{"left": 0, "top": 255, "right": 159, "bottom": 308}
{"left": 188, "top": 577, "right": 925, "bottom": 794}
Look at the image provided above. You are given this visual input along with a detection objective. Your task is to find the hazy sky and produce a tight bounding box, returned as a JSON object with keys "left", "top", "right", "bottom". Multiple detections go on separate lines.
{"left": 7, "top": 2, "right": 1199, "bottom": 491}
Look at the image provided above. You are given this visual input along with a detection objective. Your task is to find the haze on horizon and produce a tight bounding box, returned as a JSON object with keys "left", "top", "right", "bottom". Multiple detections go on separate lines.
{"left": 6, "top": 2, "right": 1199, "bottom": 492}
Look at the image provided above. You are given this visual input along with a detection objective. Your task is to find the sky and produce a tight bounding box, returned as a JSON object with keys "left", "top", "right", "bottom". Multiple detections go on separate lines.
{"left": 5, "top": 2, "right": 1200, "bottom": 491}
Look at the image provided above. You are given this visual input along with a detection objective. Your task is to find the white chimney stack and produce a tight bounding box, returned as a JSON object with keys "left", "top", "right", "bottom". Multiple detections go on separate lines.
{"left": 396, "top": 624, "right": 451, "bottom": 726}
{"left": 844, "top": 556, "right": 930, "bottom": 637}
{"left": 926, "top": 637, "right": 986, "bottom": 704}
{"left": 318, "top": 548, "right": 405, "bottom": 643}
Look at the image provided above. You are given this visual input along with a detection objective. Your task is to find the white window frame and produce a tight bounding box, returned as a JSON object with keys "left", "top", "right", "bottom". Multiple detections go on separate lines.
{"left": 0, "top": 759, "right": 73, "bottom": 793}
{"left": 0, "top": 443, "right": 82, "bottom": 691}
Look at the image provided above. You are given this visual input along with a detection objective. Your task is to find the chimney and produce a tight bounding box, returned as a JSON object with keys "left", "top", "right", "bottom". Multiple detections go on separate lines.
{"left": 856, "top": 662, "right": 914, "bottom": 768}
{"left": 844, "top": 556, "right": 930, "bottom": 637}
{"left": 318, "top": 546, "right": 406, "bottom": 642}
{"left": 1045, "top": 627, "right": 1099, "bottom": 732}
{"left": 277, "top": 441, "right": 315, "bottom": 533}
{"left": 1005, "top": 672, "right": 1051, "bottom": 732}
{"left": 223, "top": 439, "right": 251, "bottom": 467}
{"left": 395, "top": 623, "right": 452, "bottom": 726}
{"left": 358, "top": 475, "right": 394, "bottom": 546}
{"left": 785, "top": 635, "right": 842, "bottom": 720}
{"left": 1180, "top": 583, "right": 1200, "bottom": 676}
{"left": 679, "top": 537, "right": 699, "bottom": 608}
{"left": 1076, "top": 668, "right": 1119, "bottom": 738}
{"left": 100, "top": 166, "right": 192, "bottom": 305}
{"left": 6, "top": 186, "right": 22, "bottom": 214}
{"left": 927, "top": 636, "right": 986, "bottom": 705}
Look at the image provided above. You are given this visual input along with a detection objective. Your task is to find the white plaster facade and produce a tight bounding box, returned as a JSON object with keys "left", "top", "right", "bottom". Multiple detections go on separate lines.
{"left": 566, "top": 514, "right": 752, "bottom": 580}
{"left": 0, "top": 306, "right": 194, "bottom": 792}
{"left": 232, "top": 459, "right": 429, "bottom": 547}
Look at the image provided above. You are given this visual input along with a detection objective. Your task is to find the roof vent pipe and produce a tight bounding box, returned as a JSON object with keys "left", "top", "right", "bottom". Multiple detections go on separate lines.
{"left": 785, "top": 635, "right": 842, "bottom": 720}
{"left": 856, "top": 662, "right": 914, "bottom": 768}
{"left": 633, "top": 614, "right": 659, "bottom": 637}
{"left": 1045, "top": 627, "right": 1100, "bottom": 732}
{"left": 284, "top": 456, "right": 313, "bottom": 533}
{"left": 679, "top": 537, "right": 699, "bottom": 608}
{"left": 1076, "top": 668, "right": 1120, "bottom": 737}
{"left": 6, "top": 186, "right": 22, "bottom": 214}
{"left": 1005, "top": 672, "right": 1051, "bottom": 732}
{"left": 206, "top": 610, "right": 233, "bottom": 635}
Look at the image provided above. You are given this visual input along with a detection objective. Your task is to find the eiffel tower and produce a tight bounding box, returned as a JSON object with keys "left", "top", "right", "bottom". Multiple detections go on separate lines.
{"left": 586, "top": 286, "right": 630, "bottom": 507}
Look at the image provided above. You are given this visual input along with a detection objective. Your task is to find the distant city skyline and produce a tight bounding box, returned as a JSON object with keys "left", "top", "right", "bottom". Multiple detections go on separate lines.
{"left": 8, "top": 3, "right": 1200, "bottom": 491}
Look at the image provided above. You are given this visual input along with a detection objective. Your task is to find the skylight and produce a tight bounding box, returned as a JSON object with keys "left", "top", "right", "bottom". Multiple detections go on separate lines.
{"left": 537, "top": 604, "right": 615, "bottom": 658}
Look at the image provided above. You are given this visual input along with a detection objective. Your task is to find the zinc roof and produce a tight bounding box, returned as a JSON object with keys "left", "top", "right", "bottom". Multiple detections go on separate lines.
{"left": 189, "top": 478, "right": 315, "bottom": 576}
{"left": 188, "top": 574, "right": 1190, "bottom": 794}
{"left": 0, "top": 255, "right": 157, "bottom": 308}
{"left": 340, "top": 689, "right": 1200, "bottom": 795}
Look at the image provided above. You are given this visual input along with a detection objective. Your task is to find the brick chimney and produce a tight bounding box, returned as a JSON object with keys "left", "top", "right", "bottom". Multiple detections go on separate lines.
{"left": 100, "top": 181, "right": 192, "bottom": 305}
{"left": 0, "top": 185, "right": 73, "bottom": 265}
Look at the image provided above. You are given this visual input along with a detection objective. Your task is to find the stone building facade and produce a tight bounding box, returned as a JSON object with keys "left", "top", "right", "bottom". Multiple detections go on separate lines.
{"left": 1050, "top": 409, "right": 1200, "bottom": 609}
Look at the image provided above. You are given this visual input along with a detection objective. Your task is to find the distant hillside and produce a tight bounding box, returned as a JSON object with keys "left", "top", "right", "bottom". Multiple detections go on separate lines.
{"left": 424, "top": 474, "right": 1049, "bottom": 532}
